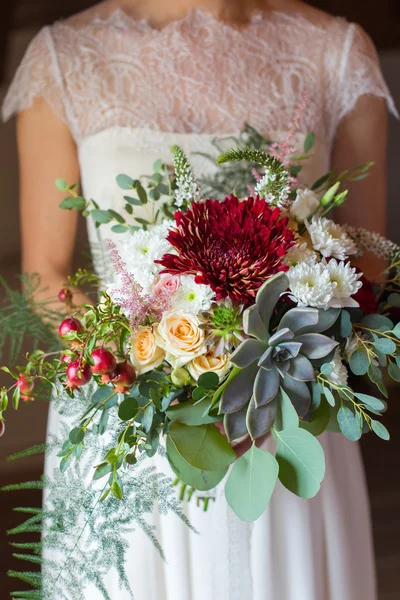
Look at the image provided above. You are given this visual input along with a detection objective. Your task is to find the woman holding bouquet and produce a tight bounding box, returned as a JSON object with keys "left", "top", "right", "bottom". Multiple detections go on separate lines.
{"left": 3, "top": 0, "right": 396, "bottom": 598}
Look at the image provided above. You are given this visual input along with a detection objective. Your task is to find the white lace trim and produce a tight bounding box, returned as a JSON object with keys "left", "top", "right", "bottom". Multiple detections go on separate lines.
{"left": 2, "top": 6, "right": 397, "bottom": 145}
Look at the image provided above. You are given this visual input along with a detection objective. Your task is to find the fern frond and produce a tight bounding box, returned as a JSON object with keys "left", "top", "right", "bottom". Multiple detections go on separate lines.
{"left": 13, "top": 507, "right": 42, "bottom": 515}
{"left": 10, "top": 542, "right": 42, "bottom": 553}
{"left": 12, "top": 553, "right": 42, "bottom": 565}
{"left": 217, "top": 146, "right": 275, "bottom": 167}
{"left": 8, "top": 570, "right": 41, "bottom": 587}
{"left": 2, "top": 480, "right": 45, "bottom": 492}
{"left": 11, "top": 592, "right": 42, "bottom": 600}
{"left": 7, "top": 444, "right": 48, "bottom": 462}
{"left": 8, "top": 513, "right": 43, "bottom": 536}
{"left": 0, "top": 274, "right": 61, "bottom": 362}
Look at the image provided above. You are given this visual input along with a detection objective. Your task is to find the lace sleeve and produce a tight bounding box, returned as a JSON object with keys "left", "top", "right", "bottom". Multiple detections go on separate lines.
{"left": 2, "top": 27, "right": 68, "bottom": 125}
{"left": 335, "top": 23, "right": 398, "bottom": 128}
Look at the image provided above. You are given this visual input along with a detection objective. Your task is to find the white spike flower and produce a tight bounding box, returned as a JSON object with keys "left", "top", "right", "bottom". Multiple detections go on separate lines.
{"left": 306, "top": 217, "right": 357, "bottom": 260}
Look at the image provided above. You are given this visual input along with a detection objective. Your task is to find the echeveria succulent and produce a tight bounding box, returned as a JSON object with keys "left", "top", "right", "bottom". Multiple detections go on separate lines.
{"left": 220, "top": 272, "right": 340, "bottom": 441}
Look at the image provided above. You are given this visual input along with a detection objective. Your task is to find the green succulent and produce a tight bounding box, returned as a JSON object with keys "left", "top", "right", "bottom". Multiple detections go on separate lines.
{"left": 220, "top": 272, "right": 340, "bottom": 441}
{"left": 200, "top": 299, "right": 246, "bottom": 356}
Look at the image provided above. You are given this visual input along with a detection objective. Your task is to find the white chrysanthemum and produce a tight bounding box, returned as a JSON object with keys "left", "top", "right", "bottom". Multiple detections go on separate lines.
{"left": 284, "top": 242, "right": 318, "bottom": 267}
{"left": 289, "top": 188, "right": 320, "bottom": 223}
{"left": 326, "top": 348, "right": 349, "bottom": 386}
{"left": 325, "top": 259, "right": 362, "bottom": 308}
{"left": 170, "top": 275, "right": 215, "bottom": 313}
{"left": 287, "top": 262, "right": 334, "bottom": 308}
{"left": 306, "top": 217, "right": 357, "bottom": 260}
{"left": 117, "top": 221, "right": 174, "bottom": 292}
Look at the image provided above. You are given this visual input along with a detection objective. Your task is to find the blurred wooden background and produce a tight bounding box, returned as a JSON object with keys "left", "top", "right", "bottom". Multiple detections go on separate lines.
{"left": 0, "top": 1, "right": 399, "bottom": 598}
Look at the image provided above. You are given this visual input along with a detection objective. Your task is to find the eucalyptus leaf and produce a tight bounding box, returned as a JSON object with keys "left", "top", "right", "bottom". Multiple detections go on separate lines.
{"left": 361, "top": 314, "right": 393, "bottom": 331}
{"left": 116, "top": 174, "right": 134, "bottom": 190}
{"left": 225, "top": 445, "right": 279, "bottom": 521}
{"left": 168, "top": 422, "right": 236, "bottom": 471}
{"left": 388, "top": 362, "right": 400, "bottom": 382}
{"left": 118, "top": 397, "right": 138, "bottom": 421}
{"left": 166, "top": 398, "right": 219, "bottom": 426}
{"left": 354, "top": 393, "right": 387, "bottom": 412}
{"left": 166, "top": 436, "right": 227, "bottom": 491}
{"left": 388, "top": 293, "right": 400, "bottom": 307}
{"left": 373, "top": 338, "right": 396, "bottom": 355}
{"left": 337, "top": 406, "right": 361, "bottom": 441}
{"left": 370, "top": 420, "right": 390, "bottom": 441}
{"left": 304, "top": 132, "right": 315, "bottom": 153}
{"left": 340, "top": 310, "right": 352, "bottom": 337}
{"left": 349, "top": 350, "right": 369, "bottom": 376}
{"left": 273, "top": 427, "right": 325, "bottom": 498}
{"left": 197, "top": 372, "right": 219, "bottom": 390}
{"left": 300, "top": 400, "right": 330, "bottom": 437}
{"left": 69, "top": 428, "right": 84, "bottom": 445}
{"left": 392, "top": 323, "right": 400, "bottom": 339}
{"left": 275, "top": 388, "right": 299, "bottom": 431}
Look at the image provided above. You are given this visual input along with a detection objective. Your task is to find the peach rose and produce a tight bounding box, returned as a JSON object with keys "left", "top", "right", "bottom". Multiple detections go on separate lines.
{"left": 188, "top": 351, "right": 231, "bottom": 382}
{"left": 155, "top": 310, "right": 206, "bottom": 368}
{"left": 130, "top": 325, "right": 165, "bottom": 375}
{"left": 153, "top": 273, "right": 181, "bottom": 297}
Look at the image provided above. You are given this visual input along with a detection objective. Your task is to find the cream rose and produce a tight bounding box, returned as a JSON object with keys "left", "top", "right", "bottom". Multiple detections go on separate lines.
{"left": 155, "top": 310, "right": 206, "bottom": 368}
{"left": 130, "top": 325, "right": 165, "bottom": 375}
{"left": 188, "top": 351, "right": 231, "bottom": 382}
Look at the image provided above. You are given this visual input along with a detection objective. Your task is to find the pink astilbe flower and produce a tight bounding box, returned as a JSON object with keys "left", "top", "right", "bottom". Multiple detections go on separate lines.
{"left": 105, "top": 240, "right": 170, "bottom": 331}
{"left": 270, "top": 90, "right": 309, "bottom": 168}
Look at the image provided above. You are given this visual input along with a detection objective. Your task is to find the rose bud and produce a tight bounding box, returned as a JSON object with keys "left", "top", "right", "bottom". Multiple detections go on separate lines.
{"left": 170, "top": 367, "right": 190, "bottom": 387}
{"left": 91, "top": 348, "right": 117, "bottom": 375}
{"left": 59, "top": 317, "right": 83, "bottom": 339}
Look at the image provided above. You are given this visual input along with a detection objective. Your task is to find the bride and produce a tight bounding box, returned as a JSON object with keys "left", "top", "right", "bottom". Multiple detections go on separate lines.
{"left": 3, "top": 0, "right": 396, "bottom": 598}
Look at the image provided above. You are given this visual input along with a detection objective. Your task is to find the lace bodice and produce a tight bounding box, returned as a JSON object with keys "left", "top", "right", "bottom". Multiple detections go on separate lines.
{"left": 2, "top": 4, "right": 397, "bottom": 146}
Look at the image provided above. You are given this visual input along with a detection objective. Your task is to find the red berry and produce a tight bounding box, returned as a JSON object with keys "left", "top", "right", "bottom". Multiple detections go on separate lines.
{"left": 58, "top": 288, "right": 73, "bottom": 303}
{"left": 17, "top": 375, "right": 35, "bottom": 396}
{"left": 91, "top": 348, "right": 117, "bottom": 375}
{"left": 67, "top": 360, "right": 92, "bottom": 388}
{"left": 111, "top": 361, "right": 136, "bottom": 392}
{"left": 59, "top": 317, "right": 83, "bottom": 339}
{"left": 61, "top": 353, "right": 74, "bottom": 364}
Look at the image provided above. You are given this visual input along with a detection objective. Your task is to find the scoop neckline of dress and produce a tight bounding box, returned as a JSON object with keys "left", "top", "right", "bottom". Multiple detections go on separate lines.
{"left": 88, "top": 5, "right": 307, "bottom": 34}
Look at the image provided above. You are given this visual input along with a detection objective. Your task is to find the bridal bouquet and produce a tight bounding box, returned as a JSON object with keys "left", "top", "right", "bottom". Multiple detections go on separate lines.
{"left": 1, "top": 133, "right": 400, "bottom": 525}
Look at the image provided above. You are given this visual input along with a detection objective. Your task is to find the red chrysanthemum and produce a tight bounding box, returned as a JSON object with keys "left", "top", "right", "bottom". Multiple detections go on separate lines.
{"left": 156, "top": 195, "right": 295, "bottom": 305}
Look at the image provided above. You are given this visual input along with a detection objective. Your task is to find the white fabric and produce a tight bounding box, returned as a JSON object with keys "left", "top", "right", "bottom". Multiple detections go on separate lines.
{"left": 4, "top": 4, "right": 390, "bottom": 599}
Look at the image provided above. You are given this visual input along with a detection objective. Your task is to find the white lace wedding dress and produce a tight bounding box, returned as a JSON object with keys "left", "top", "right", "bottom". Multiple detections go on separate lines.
{"left": 3, "top": 4, "right": 397, "bottom": 599}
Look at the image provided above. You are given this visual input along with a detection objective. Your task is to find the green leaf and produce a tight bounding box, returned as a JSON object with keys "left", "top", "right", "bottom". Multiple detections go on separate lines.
{"left": 69, "top": 428, "right": 84, "bottom": 445}
{"left": 60, "top": 455, "right": 71, "bottom": 473}
{"left": 388, "top": 293, "right": 400, "bottom": 307}
{"left": 225, "top": 445, "right": 279, "bottom": 522}
{"left": 320, "top": 363, "right": 333, "bottom": 376}
{"left": 371, "top": 420, "right": 390, "bottom": 441}
{"left": 116, "top": 174, "right": 134, "bottom": 189}
{"left": 1, "top": 365, "right": 18, "bottom": 378}
{"left": 166, "top": 398, "right": 219, "bottom": 426}
{"left": 91, "top": 386, "right": 115, "bottom": 405}
{"left": 273, "top": 427, "right": 325, "bottom": 498}
{"left": 125, "top": 453, "right": 138, "bottom": 465}
{"left": 153, "top": 159, "right": 163, "bottom": 172}
{"left": 361, "top": 314, "right": 393, "bottom": 330}
{"left": 166, "top": 436, "right": 227, "bottom": 491}
{"left": 274, "top": 388, "right": 299, "bottom": 431}
{"left": 392, "top": 323, "right": 400, "bottom": 339}
{"left": 373, "top": 338, "right": 396, "bottom": 355}
{"left": 93, "top": 462, "right": 113, "bottom": 481}
{"left": 367, "top": 363, "right": 383, "bottom": 384}
{"left": 118, "top": 397, "right": 138, "bottom": 421}
{"left": 354, "top": 393, "right": 387, "bottom": 412}
{"left": 55, "top": 178, "right": 69, "bottom": 191}
{"left": 108, "top": 209, "right": 126, "bottom": 223}
{"left": 192, "top": 387, "right": 206, "bottom": 402}
{"left": 168, "top": 422, "right": 236, "bottom": 471}
{"left": 322, "top": 386, "right": 336, "bottom": 407}
{"left": 142, "top": 404, "right": 155, "bottom": 433}
{"left": 337, "top": 406, "right": 362, "bottom": 441}
{"left": 349, "top": 349, "right": 369, "bottom": 375}
{"left": 91, "top": 209, "right": 112, "bottom": 224}
{"left": 300, "top": 400, "right": 330, "bottom": 436}
{"left": 303, "top": 132, "right": 315, "bottom": 153}
{"left": 111, "top": 224, "right": 129, "bottom": 234}
{"left": 124, "top": 195, "right": 142, "bottom": 206}
{"left": 112, "top": 481, "right": 123, "bottom": 500}
{"left": 311, "top": 172, "right": 331, "bottom": 191}
{"left": 12, "top": 385, "right": 20, "bottom": 410}
{"left": 197, "top": 372, "right": 219, "bottom": 390}
{"left": 340, "top": 310, "right": 352, "bottom": 337}
{"left": 59, "top": 196, "right": 86, "bottom": 211}
{"left": 135, "top": 181, "right": 148, "bottom": 204}
{"left": 388, "top": 362, "right": 400, "bottom": 382}
{"left": 310, "top": 381, "right": 321, "bottom": 410}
